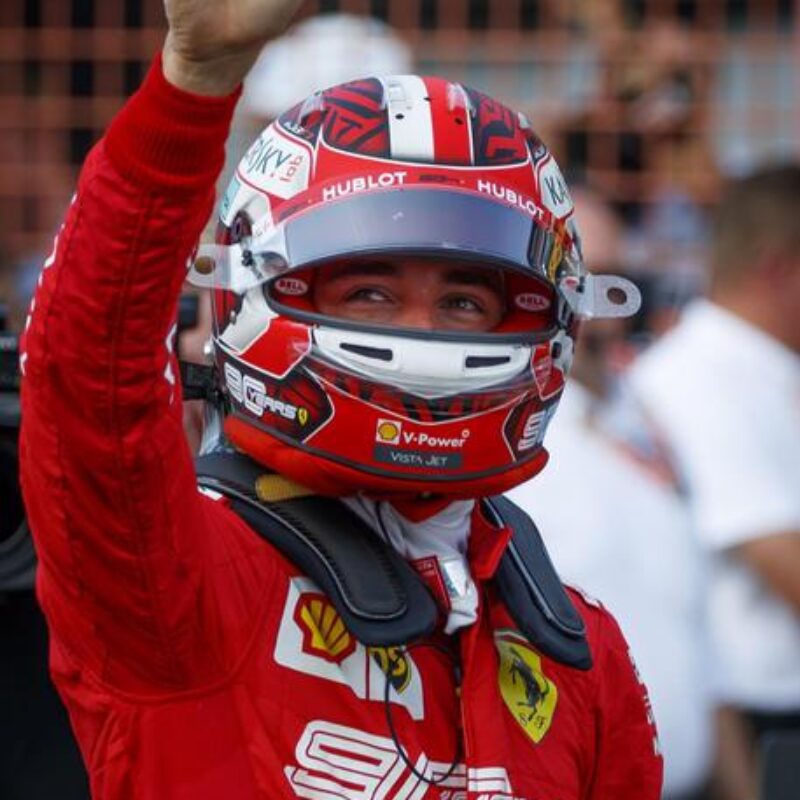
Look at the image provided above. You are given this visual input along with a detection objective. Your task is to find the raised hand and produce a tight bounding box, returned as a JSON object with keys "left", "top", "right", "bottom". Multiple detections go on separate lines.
{"left": 162, "top": 0, "right": 305, "bottom": 95}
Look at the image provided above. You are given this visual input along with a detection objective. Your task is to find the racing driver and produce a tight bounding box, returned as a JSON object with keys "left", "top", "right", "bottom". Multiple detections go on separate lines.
{"left": 19, "top": 1, "right": 663, "bottom": 798}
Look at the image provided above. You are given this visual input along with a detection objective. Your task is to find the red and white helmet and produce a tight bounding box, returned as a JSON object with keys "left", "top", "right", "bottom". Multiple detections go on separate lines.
{"left": 190, "top": 76, "right": 639, "bottom": 498}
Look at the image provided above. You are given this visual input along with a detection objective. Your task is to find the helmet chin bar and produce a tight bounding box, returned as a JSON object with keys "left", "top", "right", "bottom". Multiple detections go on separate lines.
{"left": 312, "top": 326, "right": 533, "bottom": 399}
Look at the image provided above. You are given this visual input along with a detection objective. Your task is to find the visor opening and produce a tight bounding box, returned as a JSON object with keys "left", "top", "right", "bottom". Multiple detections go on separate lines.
{"left": 339, "top": 342, "right": 394, "bottom": 362}
{"left": 465, "top": 355, "right": 512, "bottom": 368}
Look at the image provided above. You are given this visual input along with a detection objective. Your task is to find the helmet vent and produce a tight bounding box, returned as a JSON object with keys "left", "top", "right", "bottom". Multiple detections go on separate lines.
{"left": 465, "top": 355, "right": 512, "bottom": 368}
{"left": 339, "top": 342, "right": 393, "bottom": 362}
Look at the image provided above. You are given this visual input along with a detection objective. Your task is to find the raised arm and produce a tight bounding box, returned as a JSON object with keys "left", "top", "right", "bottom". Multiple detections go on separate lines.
{"left": 18, "top": 0, "right": 303, "bottom": 693}
{"left": 162, "top": 0, "right": 303, "bottom": 96}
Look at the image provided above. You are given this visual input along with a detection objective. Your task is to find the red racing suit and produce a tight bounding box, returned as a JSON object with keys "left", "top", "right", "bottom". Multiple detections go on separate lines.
{"left": 19, "top": 57, "right": 663, "bottom": 800}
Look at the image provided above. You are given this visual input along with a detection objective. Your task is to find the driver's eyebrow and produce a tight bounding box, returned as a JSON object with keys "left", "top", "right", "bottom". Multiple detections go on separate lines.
{"left": 321, "top": 261, "right": 397, "bottom": 282}
{"left": 443, "top": 267, "right": 504, "bottom": 294}
{"left": 320, "top": 261, "right": 504, "bottom": 294}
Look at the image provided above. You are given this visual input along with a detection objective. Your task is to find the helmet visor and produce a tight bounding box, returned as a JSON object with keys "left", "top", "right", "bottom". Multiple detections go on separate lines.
{"left": 191, "top": 186, "right": 640, "bottom": 320}
{"left": 193, "top": 187, "right": 567, "bottom": 289}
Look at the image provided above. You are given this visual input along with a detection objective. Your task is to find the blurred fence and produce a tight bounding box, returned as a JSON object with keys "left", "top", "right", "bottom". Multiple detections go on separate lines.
{"left": 1, "top": 0, "right": 798, "bottom": 265}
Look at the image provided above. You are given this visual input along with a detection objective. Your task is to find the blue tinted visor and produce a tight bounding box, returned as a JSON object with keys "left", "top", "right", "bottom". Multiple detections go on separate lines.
{"left": 192, "top": 187, "right": 573, "bottom": 293}
{"left": 191, "top": 187, "right": 639, "bottom": 320}
{"left": 278, "top": 187, "right": 563, "bottom": 277}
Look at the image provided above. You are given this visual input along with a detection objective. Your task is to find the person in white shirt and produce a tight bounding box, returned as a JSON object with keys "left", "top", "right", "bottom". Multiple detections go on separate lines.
{"left": 509, "top": 189, "right": 714, "bottom": 800}
{"left": 631, "top": 164, "right": 800, "bottom": 799}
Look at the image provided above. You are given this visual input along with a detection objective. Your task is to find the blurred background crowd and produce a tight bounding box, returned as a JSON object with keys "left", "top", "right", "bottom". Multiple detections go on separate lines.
{"left": 1, "top": 2, "right": 798, "bottom": 799}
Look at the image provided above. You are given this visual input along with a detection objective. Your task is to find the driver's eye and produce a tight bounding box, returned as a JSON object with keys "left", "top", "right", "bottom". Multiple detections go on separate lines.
{"left": 441, "top": 296, "right": 483, "bottom": 313}
{"left": 345, "top": 288, "right": 393, "bottom": 304}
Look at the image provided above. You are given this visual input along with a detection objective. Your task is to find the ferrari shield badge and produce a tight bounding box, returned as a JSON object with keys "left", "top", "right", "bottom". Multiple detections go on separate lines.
{"left": 495, "top": 630, "right": 558, "bottom": 744}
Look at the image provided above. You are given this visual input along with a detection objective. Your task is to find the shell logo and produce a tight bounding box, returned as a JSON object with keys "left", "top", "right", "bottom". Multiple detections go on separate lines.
{"left": 495, "top": 630, "right": 558, "bottom": 744}
{"left": 375, "top": 418, "right": 402, "bottom": 445}
{"left": 294, "top": 593, "right": 356, "bottom": 664}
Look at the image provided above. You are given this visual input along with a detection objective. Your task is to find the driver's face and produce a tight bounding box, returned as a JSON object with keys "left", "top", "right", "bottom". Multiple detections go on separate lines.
{"left": 312, "top": 259, "right": 506, "bottom": 332}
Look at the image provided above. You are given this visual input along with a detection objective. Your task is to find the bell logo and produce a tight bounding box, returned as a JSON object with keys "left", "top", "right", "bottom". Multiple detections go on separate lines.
{"left": 294, "top": 593, "right": 356, "bottom": 664}
{"left": 515, "top": 292, "right": 551, "bottom": 312}
{"left": 274, "top": 276, "right": 309, "bottom": 296}
{"left": 375, "top": 418, "right": 402, "bottom": 445}
{"left": 495, "top": 631, "right": 558, "bottom": 744}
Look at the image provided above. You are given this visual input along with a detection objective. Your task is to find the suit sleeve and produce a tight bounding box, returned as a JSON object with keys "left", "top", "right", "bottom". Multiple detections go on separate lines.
{"left": 587, "top": 609, "right": 664, "bottom": 800}
{"left": 19, "top": 55, "right": 273, "bottom": 695}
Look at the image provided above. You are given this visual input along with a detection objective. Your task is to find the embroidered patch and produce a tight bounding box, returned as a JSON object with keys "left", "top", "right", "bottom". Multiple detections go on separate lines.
{"left": 294, "top": 592, "right": 357, "bottom": 664}
{"left": 495, "top": 630, "right": 558, "bottom": 744}
{"left": 274, "top": 577, "right": 427, "bottom": 719}
{"left": 368, "top": 646, "right": 412, "bottom": 693}
{"left": 285, "top": 719, "right": 529, "bottom": 798}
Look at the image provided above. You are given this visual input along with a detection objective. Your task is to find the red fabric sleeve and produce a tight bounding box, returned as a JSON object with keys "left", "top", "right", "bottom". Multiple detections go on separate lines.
{"left": 19, "top": 55, "right": 274, "bottom": 696}
{"left": 104, "top": 52, "right": 241, "bottom": 192}
{"left": 587, "top": 610, "right": 664, "bottom": 799}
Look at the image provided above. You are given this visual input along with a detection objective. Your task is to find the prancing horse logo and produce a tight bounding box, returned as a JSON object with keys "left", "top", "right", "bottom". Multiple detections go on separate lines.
{"left": 495, "top": 630, "right": 558, "bottom": 744}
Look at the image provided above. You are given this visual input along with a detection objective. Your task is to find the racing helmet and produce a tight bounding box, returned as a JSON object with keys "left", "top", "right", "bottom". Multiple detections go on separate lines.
{"left": 190, "top": 76, "right": 639, "bottom": 498}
